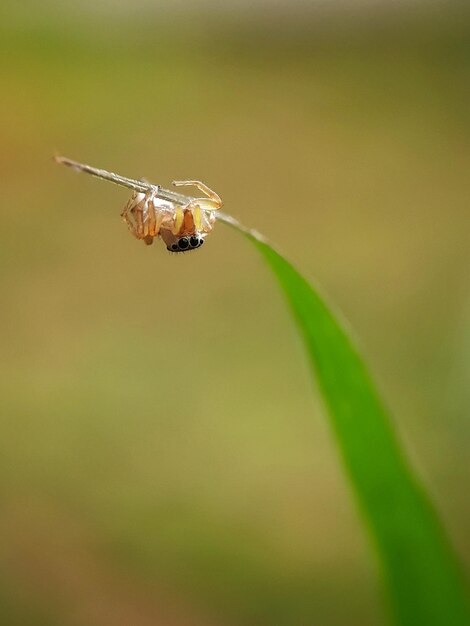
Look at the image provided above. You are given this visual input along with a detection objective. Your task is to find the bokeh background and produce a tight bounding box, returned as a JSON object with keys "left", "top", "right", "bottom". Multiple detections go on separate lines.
{"left": 1, "top": 1, "right": 469, "bottom": 624}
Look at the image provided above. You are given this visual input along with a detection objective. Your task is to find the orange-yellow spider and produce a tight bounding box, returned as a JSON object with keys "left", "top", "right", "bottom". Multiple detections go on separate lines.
{"left": 55, "top": 156, "right": 223, "bottom": 252}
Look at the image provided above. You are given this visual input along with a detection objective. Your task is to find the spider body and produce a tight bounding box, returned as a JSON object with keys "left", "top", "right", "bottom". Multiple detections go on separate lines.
{"left": 54, "top": 156, "right": 222, "bottom": 253}
{"left": 123, "top": 188, "right": 218, "bottom": 252}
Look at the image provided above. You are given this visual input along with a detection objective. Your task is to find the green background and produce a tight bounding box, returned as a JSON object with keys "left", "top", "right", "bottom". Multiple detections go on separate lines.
{"left": 0, "top": 2, "right": 469, "bottom": 624}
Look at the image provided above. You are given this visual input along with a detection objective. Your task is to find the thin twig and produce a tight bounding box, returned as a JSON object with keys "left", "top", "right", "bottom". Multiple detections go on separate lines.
{"left": 54, "top": 155, "right": 192, "bottom": 206}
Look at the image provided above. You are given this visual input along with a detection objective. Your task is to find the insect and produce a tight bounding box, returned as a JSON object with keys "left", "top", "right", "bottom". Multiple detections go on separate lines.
{"left": 55, "top": 156, "right": 223, "bottom": 252}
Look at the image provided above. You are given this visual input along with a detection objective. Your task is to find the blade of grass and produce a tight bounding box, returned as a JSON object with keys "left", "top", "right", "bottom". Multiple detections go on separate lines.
{"left": 217, "top": 213, "right": 470, "bottom": 626}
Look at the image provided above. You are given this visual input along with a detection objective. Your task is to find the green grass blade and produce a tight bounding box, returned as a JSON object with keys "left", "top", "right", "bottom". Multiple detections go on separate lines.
{"left": 218, "top": 214, "right": 470, "bottom": 626}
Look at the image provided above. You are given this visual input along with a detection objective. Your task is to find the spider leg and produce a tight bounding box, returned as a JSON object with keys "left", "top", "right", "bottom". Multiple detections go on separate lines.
{"left": 171, "top": 180, "right": 223, "bottom": 210}
{"left": 171, "top": 205, "right": 185, "bottom": 235}
{"left": 120, "top": 192, "right": 154, "bottom": 241}
{"left": 120, "top": 194, "right": 143, "bottom": 239}
{"left": 147, "top": 190, "right": 170, "bottom": 239}
{"left": 146, "top": 200, "right": 157, "bottom": 237}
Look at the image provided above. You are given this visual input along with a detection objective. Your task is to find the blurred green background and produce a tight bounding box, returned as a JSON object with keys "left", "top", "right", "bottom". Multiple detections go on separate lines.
{"left": 0, "top": 1, "right": 469, "bottom": 624}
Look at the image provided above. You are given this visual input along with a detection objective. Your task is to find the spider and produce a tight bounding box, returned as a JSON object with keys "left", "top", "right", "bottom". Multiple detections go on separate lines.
{"left": 55, "top": 156, "right": 223, "bottom": 252}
